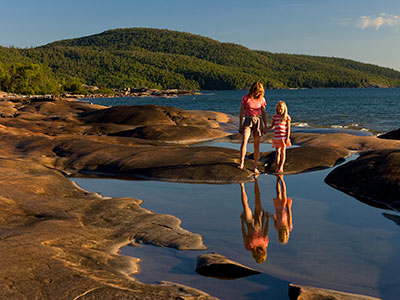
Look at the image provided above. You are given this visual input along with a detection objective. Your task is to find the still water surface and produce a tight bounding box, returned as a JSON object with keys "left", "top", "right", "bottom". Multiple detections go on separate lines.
{"left": 73, "top": 154, "right": 400, "bottom": 300}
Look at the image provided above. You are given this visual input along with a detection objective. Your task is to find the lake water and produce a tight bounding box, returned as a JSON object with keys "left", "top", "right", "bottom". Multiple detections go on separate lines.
{"left": 83, "top": 88, "right": 400, "bottom": 134}
{"left": 75, "top": 89, "right": 400, "bottom": 299}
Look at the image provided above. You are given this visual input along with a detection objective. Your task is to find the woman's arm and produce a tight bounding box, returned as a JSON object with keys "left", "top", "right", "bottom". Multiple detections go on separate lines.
{"left": 263, "top": 212, "right": 269, "bottom": 238}
{"left": 239, "top": 104, "right": 245, "bottom": 134}
{"left": 261, "top": 106, "right": 267, "bottom": 127}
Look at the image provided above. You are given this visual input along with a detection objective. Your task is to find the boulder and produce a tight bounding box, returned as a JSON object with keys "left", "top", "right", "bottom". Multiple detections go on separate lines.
{"left": 325, "top": 149, "right": 400, "bottom": 211}
{"left": 195, "top": 253, "right": 261, "bottom": 280}
{"left": 259, "top": 146, "right": 350, "bottom": 174}
{"left": 378, "top": 128, "right": 400, "bottom": 140}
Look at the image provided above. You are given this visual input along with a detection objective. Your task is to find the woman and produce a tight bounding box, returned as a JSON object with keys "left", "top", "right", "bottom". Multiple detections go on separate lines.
{"left": 238, "top": 82, "right": 268, "bottom": 174}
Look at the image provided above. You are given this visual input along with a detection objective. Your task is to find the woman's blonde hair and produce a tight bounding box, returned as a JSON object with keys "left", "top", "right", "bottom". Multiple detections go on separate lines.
{"left": 276, "top": 100, "right": 288, "bottom": 121}
{"left": 248, "top": 82, "right": 265, "bottom": 100}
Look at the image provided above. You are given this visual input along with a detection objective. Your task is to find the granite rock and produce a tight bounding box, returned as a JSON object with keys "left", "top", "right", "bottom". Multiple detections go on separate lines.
{"left": 259, "top": 146, "right": 350, "bottom": 174}
{"left": 325, "top": 149, "right": 400, "bottom": 211}
{"left": 378, "top": 128, "right": 400, "bottom": 140}
{"left": 195, "top": 253, "right": 261, "bottom": 280}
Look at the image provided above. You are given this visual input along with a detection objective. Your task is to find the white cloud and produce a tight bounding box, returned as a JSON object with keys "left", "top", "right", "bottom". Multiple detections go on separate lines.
{"left": 358, "top": 13, "right": 400, "bottom": 30}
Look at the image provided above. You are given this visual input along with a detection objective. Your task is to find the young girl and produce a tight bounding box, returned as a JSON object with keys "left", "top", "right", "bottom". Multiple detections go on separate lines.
{"left": 269, "top": 100, "right": 291, "bottom": 173}
{"left": 238, "top": 82, "right": 268, "bottom": 174}
{"left": 240, "top": 177, "right": 269, "bottom": 263}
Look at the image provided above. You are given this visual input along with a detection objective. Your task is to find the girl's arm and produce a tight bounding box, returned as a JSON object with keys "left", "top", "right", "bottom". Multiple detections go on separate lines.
{"left": 286, "top": 119, "right": 291, "bottom": 143}
{"left": 239, "top": 104, "right": 245, "bottom": 134}
{"left": 264, "top": 119, "right": 274, "bottom": 133}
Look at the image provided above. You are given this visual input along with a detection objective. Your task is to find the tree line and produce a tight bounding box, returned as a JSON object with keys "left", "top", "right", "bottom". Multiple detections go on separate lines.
{"left": 1, "top": 28, "right": 400, "bottom": 95}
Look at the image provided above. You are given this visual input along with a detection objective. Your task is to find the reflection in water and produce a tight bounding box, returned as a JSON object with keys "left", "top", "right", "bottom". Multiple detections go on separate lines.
{"left": 240, "top": 175, "right": 294, "bottom": 263}
{"left": 240, "top": 176, "right": 269, "bottom": 263}
{"left": 273, "top": 175, "right": 293, "bottom": 244}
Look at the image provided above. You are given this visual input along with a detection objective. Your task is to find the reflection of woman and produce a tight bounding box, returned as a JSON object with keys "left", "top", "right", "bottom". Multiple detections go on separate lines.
{"left": 240, "top": 176, "right": 269, "bottom": 263}
{"left": 273, "top": 175, "right": 293, "bottom": 244}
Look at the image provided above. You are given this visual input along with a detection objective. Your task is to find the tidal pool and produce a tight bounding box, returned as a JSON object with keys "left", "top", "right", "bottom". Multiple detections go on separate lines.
{"left": 73, "top": 148, "right": 400, "bottom": 300}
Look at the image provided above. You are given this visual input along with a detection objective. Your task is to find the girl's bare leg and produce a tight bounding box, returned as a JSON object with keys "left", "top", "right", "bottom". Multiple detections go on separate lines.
{"left": 253, "top": 135, "right": 260, "bottom": 173}
{"left": 275, "top": 148, "right": 281, "bottom": 172}
{"left": 239, "top": 129, "right": 251, "bottom": 169}
{"left": 278, "top": 148, "right": 286, "bottom": 173}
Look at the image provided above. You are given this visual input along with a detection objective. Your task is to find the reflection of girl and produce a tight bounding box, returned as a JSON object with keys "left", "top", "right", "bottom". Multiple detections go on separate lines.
{"left": 240, "top": 177, "right": 269, "bottom": 263}
{"left": 273, "top": 175, "right": 293, "bottom": 244}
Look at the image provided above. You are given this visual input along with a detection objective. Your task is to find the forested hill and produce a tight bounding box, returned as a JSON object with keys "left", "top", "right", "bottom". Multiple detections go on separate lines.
{"left": 1, "top": 27, "right": 400, "bottom": 94}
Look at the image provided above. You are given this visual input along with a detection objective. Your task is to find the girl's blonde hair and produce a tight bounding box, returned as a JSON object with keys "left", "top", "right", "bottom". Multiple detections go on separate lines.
{"left": 252, "top": 246, "right": 267, "bottom": 263}
{"left": 276, "top": 100, "right": 289, "bottom": 121}
{"left": 248, "top": 82, "right": 264, "bottom": 100}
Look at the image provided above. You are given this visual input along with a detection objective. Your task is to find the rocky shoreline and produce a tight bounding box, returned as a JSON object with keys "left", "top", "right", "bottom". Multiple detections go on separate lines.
{"left": 0, "top": 87, "right": 201, "bottom": 101}
{"left": 0, "top": 95, "right": 399, "bottom": 299}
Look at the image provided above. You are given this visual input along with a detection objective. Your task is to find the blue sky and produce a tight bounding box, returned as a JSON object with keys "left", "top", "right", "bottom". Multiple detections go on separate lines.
{"left": 2, "top": 0, "right": 400, "bottom": 70}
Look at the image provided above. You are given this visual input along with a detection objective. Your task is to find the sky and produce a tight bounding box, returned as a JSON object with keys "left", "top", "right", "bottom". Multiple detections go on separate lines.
{"left": 1, "top": 0, "right": 400, "bottom": 71}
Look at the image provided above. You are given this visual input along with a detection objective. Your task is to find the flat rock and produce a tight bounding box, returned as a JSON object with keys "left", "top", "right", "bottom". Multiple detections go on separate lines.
{"left": 289, "top": 132, "right": 400, "bottom": 151}
{"left": 195, "top": 253, "right": 261, "bottom": 280}
{"left": 259, "top": 146, "right": 350, "bottom": 174}
{"left": 80, "top": 104, "right": 231, "bottom": 129}
{"left": 325, "top": 149, "right": 400, "bottom": 211}
{"left": 52, "top": 140, "right": 255, "bottom": 183}
{"left": 110, "top": 124, "right": 230, "bottom": 144}
{"left": 289, "top": 284, "right": 381, "bottom": 300}
{"left": 0, "top": 158, "right": 211, "bottom": 300}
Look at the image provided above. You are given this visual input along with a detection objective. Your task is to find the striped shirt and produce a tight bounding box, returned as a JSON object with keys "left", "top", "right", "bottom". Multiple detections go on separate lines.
{"left": 272, "top": 114, "right": 291, "bottom": 140}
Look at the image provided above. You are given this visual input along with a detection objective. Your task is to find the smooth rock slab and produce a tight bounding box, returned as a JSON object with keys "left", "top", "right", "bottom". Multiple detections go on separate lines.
{"left": 80, "top": 104, "right": 231, "bottom": 129}
{"left": 195, "top": 253, "right": 261, "bottom": 280}
{"left": 259, "top": 146, "right": 350, "bottom": 174}
{"left": 52, "top": 140, "right": 256, "bottom": 183}
{"left": 325, "top": 149, "right": 400, "bottom": 211}
{"left": 110, "top": 124, "right": 230, "bottom": 144}
{"left": 0, "top": 158, "right": 211, "bottom": 300}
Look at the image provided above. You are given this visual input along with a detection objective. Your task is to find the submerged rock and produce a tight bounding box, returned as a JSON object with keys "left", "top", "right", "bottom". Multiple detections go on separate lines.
{"left": 289, "top": 284, "right": 381, "bottom": 300}
{"left": 195, "top": 253, "right": 261, "bottom": 280}
{"left": 325, "top": 149, "right": 400, "bottom": 211}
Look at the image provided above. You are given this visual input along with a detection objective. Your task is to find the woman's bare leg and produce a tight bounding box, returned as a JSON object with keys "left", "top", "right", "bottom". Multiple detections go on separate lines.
{"left": 240, "top": 183, "right": 253, "bottom": 221}
{"left": 253, "top": 135, "right": 260, "bottom": 173}
{"left": 239, "top": 129, "right": 251, "bottom": 169}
